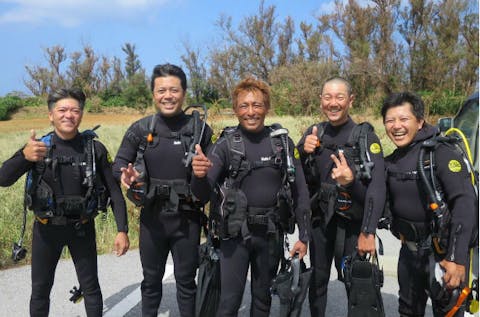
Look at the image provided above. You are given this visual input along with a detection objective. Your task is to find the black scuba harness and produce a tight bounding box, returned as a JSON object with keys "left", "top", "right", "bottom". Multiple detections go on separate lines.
{"left": 306, "top": 122, "right": 375, "bottom": 224}
{"left": 25, "top": 126, "right": 108, "bottom": 219}
{"left": 13, "top": 126, "right": 109, "bottom": 262}
{"left": 387, "top": 134, "right": 478, "bottom": 254}
{"left": 126, "top": 105, "right": 207, "bottom": 211}
{"left": 210, "top": 124, "right": 297, "bottom": 240}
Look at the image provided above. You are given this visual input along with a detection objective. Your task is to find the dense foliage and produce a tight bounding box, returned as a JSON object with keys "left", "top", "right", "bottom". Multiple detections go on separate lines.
{"left": 9, "top": 0, "right": 478, "bottom": 118}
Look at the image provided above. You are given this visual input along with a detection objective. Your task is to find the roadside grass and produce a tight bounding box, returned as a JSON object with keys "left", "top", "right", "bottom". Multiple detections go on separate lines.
{"left": 0, "top": 112, "right": 395, "bottom": 269}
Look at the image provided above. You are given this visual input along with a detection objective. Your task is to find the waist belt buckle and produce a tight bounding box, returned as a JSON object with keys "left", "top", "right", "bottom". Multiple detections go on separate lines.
{"left": 247, "top": 215, "right": 269, "bottom": 225}
{"left": 51, "top": 216, "right": 68, "bottom": 226}
{"left": 156, "top": 185, "right": 170, "bottom": 200}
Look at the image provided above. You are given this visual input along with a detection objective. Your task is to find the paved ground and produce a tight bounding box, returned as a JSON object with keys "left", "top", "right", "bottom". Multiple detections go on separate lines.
{"left": 0, "top": 229, "right": 475, "bottom": 316}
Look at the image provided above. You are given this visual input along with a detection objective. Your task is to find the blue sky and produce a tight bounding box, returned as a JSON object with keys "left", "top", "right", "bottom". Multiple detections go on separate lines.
{"left": 0, "top": 0, "right": 338, "bottom": 96}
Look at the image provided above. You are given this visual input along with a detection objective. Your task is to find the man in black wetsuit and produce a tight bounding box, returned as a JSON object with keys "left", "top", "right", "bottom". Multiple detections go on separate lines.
{"left": 113, "top": 63, "right": 213, "bottom": 317}
{"left": 191, "top": 77, "right": 310, "bottom": 317}
{"left": 296, "top": 77, "right": 386, "bottom": 317}
{"left": 382, "top": 92, "right": 476, "bottom": 316}
{"left": 0, "top": 88, "right": 130, "bottom": 317}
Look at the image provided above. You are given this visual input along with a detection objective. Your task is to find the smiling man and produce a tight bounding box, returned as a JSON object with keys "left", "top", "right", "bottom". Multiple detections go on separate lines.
{"left": 297, "top": 76, "right": 386, "bottom": 317}
{"left": 113, "top": 64, "right": 213, "bottom": 317}
{"left": 0, "top": 88, "right": 130, "bottom": 317}
{"left": 382, "top": 91, "right": 476, "bottom": 317}
{"left": 191, "top": 77, "right": 310, "bottom": 316}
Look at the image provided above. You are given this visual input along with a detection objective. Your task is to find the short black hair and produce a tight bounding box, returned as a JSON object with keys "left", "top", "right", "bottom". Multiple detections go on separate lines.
{"left": 381, "top": 91, "right": 425, "bottom": 122}
{"left": 150, "top": 63, "right": 187, "bottom": 92}
{"left": 47, "top": 88, "right": 86, "bottom": 111}
{"left": 321, "top": 76, "right": 353, "bottom": 96}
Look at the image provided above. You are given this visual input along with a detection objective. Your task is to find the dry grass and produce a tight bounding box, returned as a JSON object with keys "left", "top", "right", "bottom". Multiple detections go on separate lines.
{"left": 0, "top": 108, "right": 397, "bottom": 269}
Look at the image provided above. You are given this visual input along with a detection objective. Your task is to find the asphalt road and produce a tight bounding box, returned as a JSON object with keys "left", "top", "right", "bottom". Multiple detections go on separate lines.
{"left": 0, "top": 229, "right": 474, "bottom": 316}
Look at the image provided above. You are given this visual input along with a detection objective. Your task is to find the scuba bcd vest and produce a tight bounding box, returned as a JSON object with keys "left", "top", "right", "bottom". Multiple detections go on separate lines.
{"left": 210, "top": 124, "right": 297, "bottom": 239}
{"left": 306, "top": 122, "right": 375, "bottom": 223}
{"left": 13, "top": 126, "right": 108, "bottom": 262}
{"left": 386, "top": 134, "right": 478, "bottom": 252}
{"left": 25, "top": 126, "right": 110, "bottom": 220}
{"left": 421, "top": 132, "right": 479, "bottom": 315}
{"left": 387, "top": 132, "right": 479, "bottom": 315}
{"left": 126, "top": 106, "right": 207, "bottom": 211}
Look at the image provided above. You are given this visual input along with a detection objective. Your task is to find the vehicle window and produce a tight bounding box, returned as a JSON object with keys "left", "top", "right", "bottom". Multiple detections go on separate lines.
{"left": 454, "top": 99, "right": 478, "bottom": 141}
{"left": 453, "top": 98, "right": 479, "bottom": 170}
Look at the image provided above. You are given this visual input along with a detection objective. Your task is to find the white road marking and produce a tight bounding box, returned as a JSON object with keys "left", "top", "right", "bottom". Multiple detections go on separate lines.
{"left": 103, "top": 263, "right": 174, "bottom": 317}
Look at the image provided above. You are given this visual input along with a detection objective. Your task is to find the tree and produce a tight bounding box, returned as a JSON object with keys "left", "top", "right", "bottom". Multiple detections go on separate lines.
{"left": 97, "top": 56, "right": 111, "bottom": 93}
{"left": 399, "top": 0, "right": 436, "bottom": 90}
{"left": 120, "top": 43, "right": 150, "bottom": 111}
{"left": 208, "top": 46, "right": 244, "bottom": 100}
{"left": 109, "top": 56, "right": 125, "bottom": 95}
{"left": 213, "top": 1, "right": 283, "bottom": 83}
{"left": 277, "top": 16, "right": 295, "bottom": 66}
{"left": 24, "top": 65, "right": 52, "bottom": 96}
{"left": 45, "top": 45, "right": 67, "bottom": 90}
{"left": 122, "top": 43, "right": 142, "bottom": 81}
{"left": 370, "top": 0, "right": 402, "bottom": 95}
{"left": 459, "top": 1, "right": 479, "bottom": 92}
{"left": 24, "top": 45, "right": 67, "bottom": 96}
{"left": 319, "top": 0, "right": 376, "bottom": 108}
{"left": 181, "top": 43, "right": 208, "bottom": 103}
{"left": 270, "top": 61, "right": 339, "bottom": 115}
{"left": 66, "top": 45, "right": 98, "bottom": 96}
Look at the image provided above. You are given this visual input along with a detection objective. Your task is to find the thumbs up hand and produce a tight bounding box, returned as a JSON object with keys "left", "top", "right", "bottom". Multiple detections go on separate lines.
{"left": 22, "top": 129, "right": 48, "bottom": 162}
{"left": 303, "top": 125, "right": 319, "bottom": 154}
{"left": 191, "top": 144, "right": 212, "bottom": 178}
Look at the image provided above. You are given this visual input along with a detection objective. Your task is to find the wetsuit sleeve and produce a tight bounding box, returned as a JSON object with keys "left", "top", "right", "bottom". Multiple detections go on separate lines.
{"left": 191, "top": 137, "right": 228, "bottom": 204}
{"left": 96, "top": 141, "right": 128, "bottom": 233}
{"left": 0, "top": 147, "right": 33, "bottom": 187}
{"left": 290, "top": 138, "right": 311, "bottom": 243}
{"left": 436, "top": 145, "right": 476, "bottom": 266}
{"left": 360, "top": 132, "right": 386, "bottom": 234}
{"left": 112, "top": 122, "right": 143, "bottom": 182}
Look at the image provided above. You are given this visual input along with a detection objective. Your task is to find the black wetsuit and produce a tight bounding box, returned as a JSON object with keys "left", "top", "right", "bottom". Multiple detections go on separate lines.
{"left": 297, "top": 117, "right": 386, "bottom": 317}
{"left": 191, "top": 125, "right": 310, "bottom": 317}
{"left": 385, "top": 124, "right": 476, "bottom": 317}
{"left": 0, "top": 132, "right": 128, "bottom": 317}
{"left": 113, "top": 111, "right": 213, "bottom": 317}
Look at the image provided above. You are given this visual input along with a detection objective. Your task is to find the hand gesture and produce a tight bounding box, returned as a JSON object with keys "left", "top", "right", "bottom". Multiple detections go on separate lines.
{"left": 440, "top": 259, "right": 466, "bottom": 289}
{"left": 330, "top": 150, "right": 354, "bottom": 186}
{"left": 114, "top": 232, "right": 130, "bottom": 256}
{"left": 303, "top": 126, "right": 319, "bottom": 154}
{"left": 120, "top": 163, "right": 140, "bottom": 188}
{"left": 23, "top": 129, "right": 48, "bottom": 162}
{"left": 191, "top": 144, "right": 212, "bottom": 178}
{"left": 290, "top": 240, "right": 308, "bottom": 260}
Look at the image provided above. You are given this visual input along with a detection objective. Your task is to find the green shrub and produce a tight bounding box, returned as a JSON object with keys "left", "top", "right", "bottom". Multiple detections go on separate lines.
{"left": 22, "top": 96, "right": 44, "bottom": 108}
{"left": 85, "top": 96, "right": 104, "bottom": 113}
{"left": 420, "top": 90, "right": 464, "bottom": 116}
{"left": 101, "top": 95, "right": 127, "bottom": 107}
{"left": 0, "top": 96, "right": 23, "bottom": 120}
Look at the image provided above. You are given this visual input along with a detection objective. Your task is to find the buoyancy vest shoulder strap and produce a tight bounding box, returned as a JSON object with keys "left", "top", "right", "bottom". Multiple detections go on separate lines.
{"left": 26, "top": 128, "right": 100, "bottom": 209}
{"left": 345, "top": 122, "right": 375, "bottom": 181}
{"left": 134, "top": 113, "right": 200, "bottom": 168}
{"left": 313, "top": 121, "right": 374, "bottom": 181}
{"left": 317, "top": 121, "right": 372, "bottom": 149}
{"left": 223, "top": 125, "right": 285, "bottom": 188}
